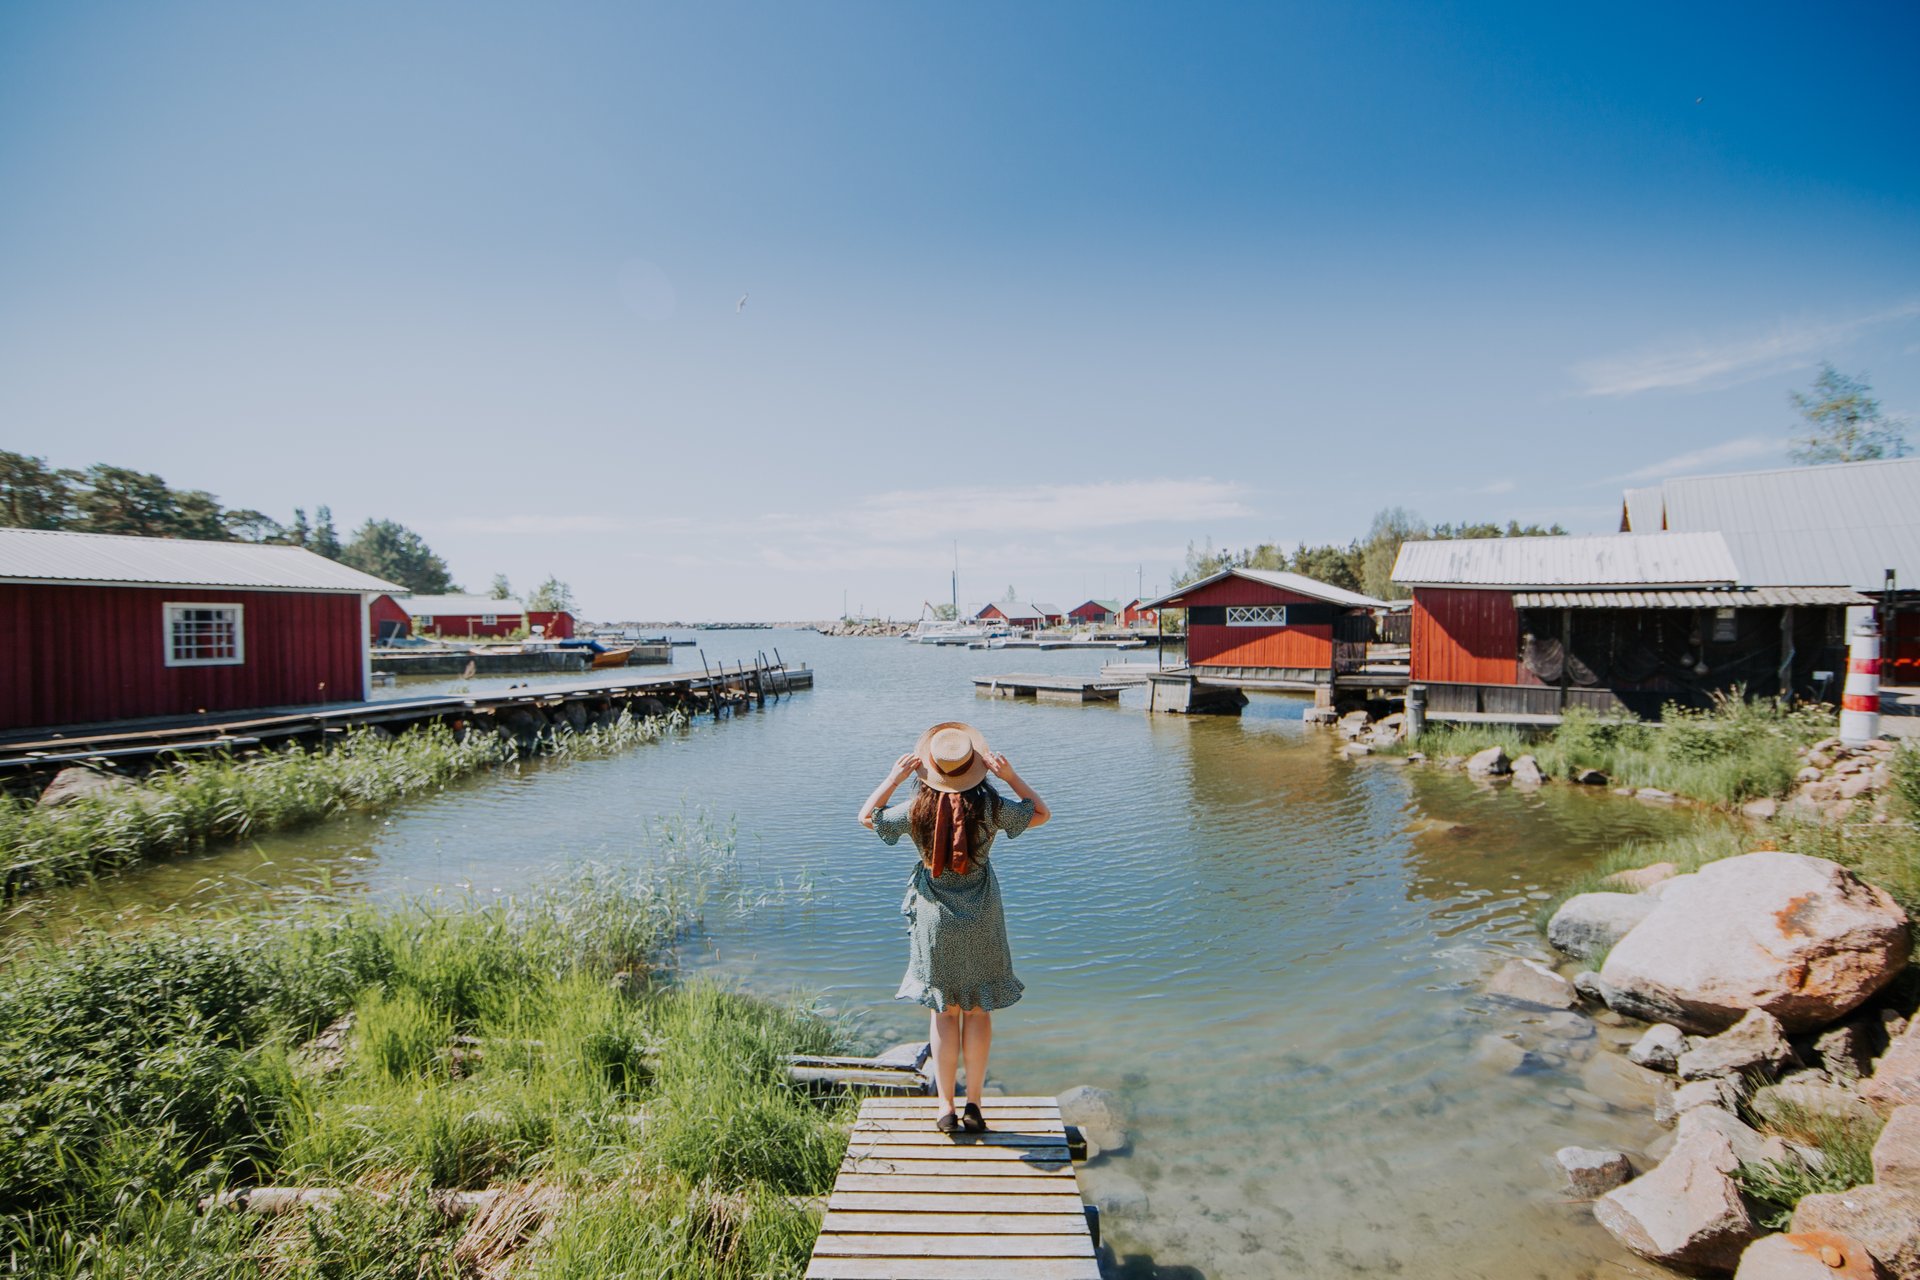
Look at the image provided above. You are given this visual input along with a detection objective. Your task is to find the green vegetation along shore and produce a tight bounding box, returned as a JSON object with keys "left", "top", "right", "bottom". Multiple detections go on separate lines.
{"left": 0, "top": 834, "right": 854, "bottom": 1279}
{"left": 2, "top": 712, "right": 685, "bottom": 897}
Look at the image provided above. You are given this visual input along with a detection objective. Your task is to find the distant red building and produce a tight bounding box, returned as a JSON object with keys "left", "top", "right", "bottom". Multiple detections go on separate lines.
{"left": 1120, "top": 598, "right": 1158, "bottom": 628}
{"left": 526, "top": 610, "right": 576, "bottom": 639}
{"left": 370, "top": 594, "right": 411, "bottom": 643}
{"left": 976, "top": 602, "right": 1044, "bottom": 628}
{"left": 1068, "top": 599, "right": 1120, "bottom": 625}
{"left": 396, "top": 594, "right": 525, "bottom": 638}
{"left": 0, "top": 529, "right": 400, "bottom": 732}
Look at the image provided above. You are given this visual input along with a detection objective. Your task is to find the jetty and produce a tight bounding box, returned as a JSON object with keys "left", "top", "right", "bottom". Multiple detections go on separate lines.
{"left": 972, "top": 673, "right": 1138, "bottom": 703}
{"left": 0, "top": 659, "right": 811, "bottom": 775}
{"left": 809, "top": 1095, "right": 1100, "bottom": 1280}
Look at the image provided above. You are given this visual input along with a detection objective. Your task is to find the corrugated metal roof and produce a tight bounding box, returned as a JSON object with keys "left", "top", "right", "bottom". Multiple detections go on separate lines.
{"left": 1514, "top": 586, "right": 1873, "bottom": 608}
{"left": 397, "top": 594, "right": 524, "bottom": 616}
{"left": 1620, "top": 486, "right": 1664, "bottom": 532}
{"left": 0, "top": 528, "right": 401, "bottom": 593}
{"left": 1392, "top": 532, "right": 1740, "bottom": 589}
{"left": 1030, "top": 602, "right": 1065, "bottom": 616}
{"left": 1639, "top": 458, "right": 1920, "bottom": 590}
{"left": 1141, "top": 567, "right": 1386, "bottom": 610}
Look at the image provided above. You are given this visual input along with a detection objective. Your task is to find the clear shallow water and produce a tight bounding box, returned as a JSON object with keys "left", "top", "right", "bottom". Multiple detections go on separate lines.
{"left": 8, "top": 633, "right": 1716, "bottom": 1279}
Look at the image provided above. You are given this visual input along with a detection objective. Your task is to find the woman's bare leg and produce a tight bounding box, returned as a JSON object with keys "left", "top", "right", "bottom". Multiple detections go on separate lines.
{"left": 930, "top": 1007, "right": 962, "bottom": 1114}
{"left": 960, "top": 1007, "right": 992, "bottom": 1105}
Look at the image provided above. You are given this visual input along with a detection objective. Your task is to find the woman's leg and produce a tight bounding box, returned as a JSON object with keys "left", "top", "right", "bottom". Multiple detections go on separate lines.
{"left": 960, "top": 1007, "right": 992, "bottom": 1104}
{"left": 930, "top": 1007, "right": 962, "bottom": 1113}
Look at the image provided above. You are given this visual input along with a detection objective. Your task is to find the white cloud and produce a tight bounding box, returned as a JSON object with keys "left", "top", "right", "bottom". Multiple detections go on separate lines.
{"left": 1571, "top": 301, "right": 1920, "bottom": 397}
{"left": 1612, "top": 435, "right": 1790, "bottom": 483}
{"left": 1474, "top": 479, "right": 1516, "bottom": 495}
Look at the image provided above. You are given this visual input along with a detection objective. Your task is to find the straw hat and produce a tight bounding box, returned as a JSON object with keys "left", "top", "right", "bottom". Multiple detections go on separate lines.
{"left": 915, "top": 721, "right": 992, "bottom": 792}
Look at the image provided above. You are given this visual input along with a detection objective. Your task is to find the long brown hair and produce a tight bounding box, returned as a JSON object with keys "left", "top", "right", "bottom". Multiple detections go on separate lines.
{"left": 907, "top": 780, "right": 1001, "bottom": 868}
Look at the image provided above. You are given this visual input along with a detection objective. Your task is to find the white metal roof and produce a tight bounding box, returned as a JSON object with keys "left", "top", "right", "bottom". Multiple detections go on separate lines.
{"left": 1619, "top": 486, "right": 1664, "bottom": 533}
{"left": 397, "top": 594, "right": 525, "bottom": 616}
{"left": 1142, "top": 567, "right": 1386, "bottom": 610}
{"left": 1622, "top": 458, "right": 1920, "bottom": 590}
{"left": 0, "top": 527, "right": 401, "bottom": 593}
{"left": 1392, "top": 532, "right": 1740, "bottom": 589}
{"left": 1513, "top": 586, "right": 1872, "bottom": 609}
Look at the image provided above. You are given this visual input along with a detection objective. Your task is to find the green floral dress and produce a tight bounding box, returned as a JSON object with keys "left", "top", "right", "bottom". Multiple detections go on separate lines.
{"left": 874, "top": 780, "right": 1034, "bottom": 1012}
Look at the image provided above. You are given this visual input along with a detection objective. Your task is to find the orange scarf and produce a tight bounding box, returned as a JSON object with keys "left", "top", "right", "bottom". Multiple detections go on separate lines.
{"left": 928, "top": 791, "right": 971, "bottom": 878}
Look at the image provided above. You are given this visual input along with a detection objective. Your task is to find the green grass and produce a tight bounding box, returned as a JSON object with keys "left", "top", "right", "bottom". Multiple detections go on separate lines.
{"left": 1735, "top": 1098, "right": 1885, "bottom": 1230}
{"left": 0, "top": 820, "right": 850, "bottom": 1279}
{"left": 1, "top": 710, "right": 684, "bottom": 896}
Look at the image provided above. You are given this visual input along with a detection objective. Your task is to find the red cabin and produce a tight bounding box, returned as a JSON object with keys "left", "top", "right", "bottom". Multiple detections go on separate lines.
{"left": 397, "top": 594, "right": 526, "bottom": 639}
{"left": 1120, "top": 598, "right": 1158, "bottom": 628}
{"left": 976, "top": 602, "right": 1044, "bottom": 628}
{"left": 1068, "top": 599, "right": 1121, "bottom": 626}
{"left": 370, "top": 593, "right": 411, "bottom": 643}
{"left": 0, "top": 528, "right": 400, "bottom": 733}
{"left": 1143, "top": 569, "right": 1385, "bottom": 694}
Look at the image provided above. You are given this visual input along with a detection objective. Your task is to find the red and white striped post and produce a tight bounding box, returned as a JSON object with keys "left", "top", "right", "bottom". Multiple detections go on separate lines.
{"left": 1839, "top": 618, "right": 1882, "bottom": 747}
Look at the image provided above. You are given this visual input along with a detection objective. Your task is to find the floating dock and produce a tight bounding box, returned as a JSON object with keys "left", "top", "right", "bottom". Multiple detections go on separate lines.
{"left": 973, "top": 674, "right": 1131, "bottom": 703}
{"left": 808, "top": 1095, "right": 1099, "bottom": 1280}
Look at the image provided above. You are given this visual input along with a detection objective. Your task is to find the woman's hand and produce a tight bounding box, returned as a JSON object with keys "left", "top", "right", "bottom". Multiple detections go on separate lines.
{"left": 894, "top": 751, "right": 923, "bottom": 780}
{"left": 983, "top": 750, "right": 1014, "bottom": 780}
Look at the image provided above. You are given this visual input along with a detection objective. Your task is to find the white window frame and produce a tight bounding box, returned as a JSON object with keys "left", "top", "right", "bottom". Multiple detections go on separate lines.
{"left": 163, "top": 601, "right": 246, "bottom": 667}
{"left": 416, "top": 615, "right": 434, "bottom": 628}
{"left": 1226, "top": 604, "right": 1287, "bottom": 627}
{"left": 481, "top": 613, "right": 498, "bottom": 626}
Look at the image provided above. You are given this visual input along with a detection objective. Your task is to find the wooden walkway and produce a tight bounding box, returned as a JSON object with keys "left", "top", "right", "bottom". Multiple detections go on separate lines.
{"left": 972, "top": 674, "right": 1127, "bottom": 703}
{"left": 809, "top": 1095, "right": 1099, "bottom": 1280}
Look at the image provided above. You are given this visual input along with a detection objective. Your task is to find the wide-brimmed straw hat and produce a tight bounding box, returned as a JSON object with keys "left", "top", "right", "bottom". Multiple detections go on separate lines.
{"left": 915, "top": 721, "right": 992, "bottom": 793}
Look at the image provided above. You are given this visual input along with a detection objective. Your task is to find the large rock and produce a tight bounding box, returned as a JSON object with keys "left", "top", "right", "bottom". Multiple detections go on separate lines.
{"left": 1512, "top": 754, "right": 1546, "bottom": 787}
{"left": 37, "top": 766, "right": 132, "bottom": 807}
{"left": 1605, "top": 861, "right": 1682, "bottom": 892}
{"left": 1595, "top": 1126, "right": 1760, "bottom": 1274}
{"left": 1817, "top": 1021, "right": 1880, "bottom": 1084}
{"left": 1056, "top": 1084, "right": 1129, "bottom": 1159}
{"left": 1678, "top": 1009, "right": 1799, "bottom": 1082}
{"left": 1751, "top": 1080, "right": 1881, "bottom": 1128}
{"left": 1792, "top": 1185, "right": 1920, "bottom": 1279}
{"left": 1733, "top": 1231, "right": 1890, "bottom": 1280}
{"left": 1598, "top": 853, "right": 1911, "bottom": 1033}
{"left": 1658, "top": 1078, "right": 1744, "bottom": 1127}
{"left": 1550, "top": 893, "right": 1658, "bottom": 962}
{"left": 1862, "top": 1023, "right": 1920, "bottom": 1116}
{"left": 1874, "top": 1107, "right": 1920, "bottom": 1192}
{"left": 1487, "top": 957, "right": 1577, "bottom": 1009}
{"left": 1677, "top": 1105, "right": 1797, "bottom": 1169}
{"left": 1466, "top": 745, "right": 1511, "bottom": 777}
{"left": 1631, "top": 1023, "right": 1690, "bottom": 1072}
{"left": 1557, "top": 1146, "right": 1632, "bottom": 1197}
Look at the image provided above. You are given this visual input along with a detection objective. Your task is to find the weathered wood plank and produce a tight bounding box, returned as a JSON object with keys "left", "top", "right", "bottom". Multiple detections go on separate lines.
{"left": 806, "top": 1258, "right": 1101, "bottom": 1280}
{"left": 828, "top": 1192, "right": 1084, "bottom": 1214}
{"left": 847, "top": 1130, "right": 1065, "bottom": 1147}
{"left": 840, "top": 1143, "right": 1070, "bottom": 1162}
{"left": 841, "top": 1157, "right": 1071, "bottom": 1176}
{"left": 813, "top": 1234, "right": 1094, "bottom": 1257}
{"left": 821, "top": 1212, "right": 1089, "bottom": 1235}
{"left": 833, "top": 1174, "right": 1073, "bottom": 1193}
{"left": 853, "top": 1118, "right": 1064, "bottom": 1135}
{"left": 860, "top": 1096, "right": 1060, "bottom": 1110}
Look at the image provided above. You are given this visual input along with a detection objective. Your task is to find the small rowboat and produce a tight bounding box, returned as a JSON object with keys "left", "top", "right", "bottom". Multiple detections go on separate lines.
{"left": 591, "top": 646, "right": 633, "bottom": 669}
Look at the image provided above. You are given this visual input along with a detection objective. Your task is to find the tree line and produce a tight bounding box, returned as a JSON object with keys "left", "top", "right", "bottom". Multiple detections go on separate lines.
{"left": 0, "top": 452, "right": 570, "bottom": 609}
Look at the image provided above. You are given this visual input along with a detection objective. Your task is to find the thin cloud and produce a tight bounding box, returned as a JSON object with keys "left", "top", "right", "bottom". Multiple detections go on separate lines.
{"left": 1571, "top": 301, "right": 1920, "bottom": 397}
{"left": 1612, "top": 435, "right": 1790, "bottom": 484}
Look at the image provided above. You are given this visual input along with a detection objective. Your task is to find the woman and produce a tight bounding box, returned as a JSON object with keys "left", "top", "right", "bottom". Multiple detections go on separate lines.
{"left": 857, "top": 721, "right": 1050, "bottom": 1134}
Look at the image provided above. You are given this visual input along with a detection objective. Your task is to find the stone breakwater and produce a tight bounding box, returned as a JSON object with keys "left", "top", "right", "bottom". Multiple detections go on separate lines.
{"left": 814, "top": 620, "right": 914, "bottom": 637}
{"left": 1517, "top": 851, "right": 1920, "bottom": 1278}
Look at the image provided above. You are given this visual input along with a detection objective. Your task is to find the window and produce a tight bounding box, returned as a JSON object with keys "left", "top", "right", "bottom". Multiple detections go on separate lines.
{"left": 164, "top": 603, "right": 244, "bottom": 666}
{"left": 1711, "top": 607, "right": 1738, "bottom": 643}
{"left": 1226, "top": 605, "right": 1287, "bottom": 627}
{"left": 481, "top": 613, "right": 498, "bottom": 626}
{"left": 416, "top": 615, "right": 434, "bottom": 628}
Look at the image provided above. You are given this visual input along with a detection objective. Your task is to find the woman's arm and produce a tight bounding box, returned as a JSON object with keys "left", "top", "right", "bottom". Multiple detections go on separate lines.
{"left": 857, "top": 752, "right": 922, "bottom": 829}
{"left": 983, "top": 751, "right": 1050, "bottom": 828}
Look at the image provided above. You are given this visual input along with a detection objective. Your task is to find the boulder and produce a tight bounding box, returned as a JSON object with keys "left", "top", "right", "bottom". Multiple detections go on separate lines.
{"left": 1557, "top": 1146, "right": 1633, "bottom": 1197}
{"left": 1750, "top": 1081, "right": 1881, "bottom": 1128}
{"left": 1741, "top": 797, "right": 1779, "bottom": 822}
{"left": 1636, "top": 787, "right": 1678, "bottom": 804}
{"left": 1604, "top": 862, "right": 1682, "bottom": 892}
{"left": 1792, "top": 1185, "right": 1920, "bottom": 1279}
{"left": 1512, "top": 754, "right": 1546, "bottom": 787}
{"left": 1057, "top": 1084, "right": 1129, "bottom": 1159}
{"left": 1594, "top": 1127, "right": 1760, "bottom": 1274}
{"left": 1630, "top": 1023, "right": 1690, "bottom": 1073}
{"left": 1572, "top": 767, "right": 1610, "bottom": 785}
{"left": 1575, "top": 970, "right": 1617, "bottom": 1004}
{"left": 1467, "top": 745, "right": 1511, "bottom": 777}
{"left": 37, "top": 766, "right": 132, "bottom": 807}
{"left": 1598, "top": 853, "right": 1911, "bottom": 1034}
{"left": 1677, "top": 1104, "right": 1798, "bottom": 1169}
{"left": 1474, "top": 1034, "right": 1534, "bottom": 1073}
{"left": 1583, "top": 1050, "right": 1669, "bottom": 1110}
{"left": 1817, "top": 1021, "right": 1880, "bottom": 1084}
{"left": 1678, "top": 1009, "right": 1799, "bottom": 1082}
{"left": 1658, "top": 1078, "right": 1742, "bottom": 1127}
{"left": 1873, "top": 1106, "right": 1920, "bottom": 1192}
{"left": 1862, "top": 1023, "right": 1920, "bottom": 1116}
{"left": 1733, "top": 1232, "right": 1890, "bottom": 1280}
{"left": 1550, "top": 893, "right": 1657, "bottom": 961}
{"left": 1487, "top": 957, "right": 1577, "bottom": 1009}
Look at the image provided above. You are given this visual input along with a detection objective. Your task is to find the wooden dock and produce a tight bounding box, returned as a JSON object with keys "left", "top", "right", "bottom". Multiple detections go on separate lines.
{"left": 972, "top": 674, "right": 1125, "bottom": 703}
{"left": 809, "top": 1095, "right": 1100, "bottom": 1280}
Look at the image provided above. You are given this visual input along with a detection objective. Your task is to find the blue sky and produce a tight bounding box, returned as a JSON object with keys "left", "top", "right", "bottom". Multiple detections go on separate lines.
{"left": 2, "top": 2, "right": 1917, "bottom": 618}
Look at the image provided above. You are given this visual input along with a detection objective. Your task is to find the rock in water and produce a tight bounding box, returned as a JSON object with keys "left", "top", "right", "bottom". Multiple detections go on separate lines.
{"left": 1862, "top": 1021, "right": 1920, "bottom": 1116}
{"left": 37, "top": 766, "right": 132, "bottom": 807}
{"left": 1466, "top": 745, "right": 1511, "bottom": 777}
{"left": 1550, "top": 893, "right": 1657, "bottom": 961}
{"left": 1594, "top": 1126, "right": 1759, "bottom": 1274}
{"left": 1792, "top": 1185, "right": 1920, "bottom": 1279}
{"left": 1732, "top": 1231, "right": 1888, "bottom": 1279}
{"left": 1629, "top": 1023, "right": 1689, "bottom": 1073}
{"left": 1873, "top": 1106, "right": 1920, "bottom": 1192}
{"left": 1056, "top": 1084, "right": 1129, "bottom": 1159}
{"left": 1556, "top": 1146, "right": 1632, "bottom": 1197}
{"left": 1487, "top": 957, "right": 1577, "bottom": 1009}
{"left": 1678, "top": 1009, "right": 1799, "bottom": 1082}
{"left": 1598, "top": 852, "right": 1911, "bottom": 1033}
{"left": 1512, "top": 754, "right": 1546, "bottom": 787}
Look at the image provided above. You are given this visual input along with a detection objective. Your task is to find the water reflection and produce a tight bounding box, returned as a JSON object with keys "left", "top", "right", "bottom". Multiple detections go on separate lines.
{"left": 6, "top": 634, "right": 1714, "bottom": 1278}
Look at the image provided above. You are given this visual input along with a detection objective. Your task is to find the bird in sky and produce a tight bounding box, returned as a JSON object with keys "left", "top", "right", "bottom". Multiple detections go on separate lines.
{"left": 737, "top": 293, "right": 749, "bottom": 312}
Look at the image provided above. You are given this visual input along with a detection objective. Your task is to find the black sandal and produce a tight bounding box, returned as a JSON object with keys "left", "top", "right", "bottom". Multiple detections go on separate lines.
{"left": 960, "top": 1102, "right": 988, "bottom": 1133}
{"left": 935, "top": 1111, "right": 961, "bottom": 1135}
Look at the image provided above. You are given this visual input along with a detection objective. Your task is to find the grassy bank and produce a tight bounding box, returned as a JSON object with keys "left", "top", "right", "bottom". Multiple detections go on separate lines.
{"left": 0, "top": 841, "right": 852, "bottom": 1278}
{"left": 1, "top": 711, "right": 684, "bottom": 896}
{"left": 1388, "top": 697, "right": 1869, "bottom": 809}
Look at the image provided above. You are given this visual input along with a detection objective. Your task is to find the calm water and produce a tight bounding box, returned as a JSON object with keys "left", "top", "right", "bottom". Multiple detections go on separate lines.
{"left": 8, "top": 634, "right": 1716, "bottom": 1279}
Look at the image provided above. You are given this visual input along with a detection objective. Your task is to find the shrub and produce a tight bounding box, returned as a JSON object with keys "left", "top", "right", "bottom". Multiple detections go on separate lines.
{"left": 1736, "top": 1098, "right": 1883, "bottom": 1229}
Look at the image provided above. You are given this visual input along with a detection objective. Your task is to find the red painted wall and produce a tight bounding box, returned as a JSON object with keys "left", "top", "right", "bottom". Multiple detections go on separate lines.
{"left": 369, "top": 594, "right": 411, "bottom": 641}
{"left": 1, "top": 583, "right": 365, "bottom": 731}
{"left": 413, "top": 613, "right": 522, "bottom": 638}
{"left": 527, "top": 610, "right": 575, "bottom": 639}
{"left": 1411, "top": 587, "right": 1519, "bottom": 685}
{"left": 1177, "top": 579, "right": 1338, "bottom": 671}
{"left": 1121, "top": 602, "right": 1157, "bottom": 627}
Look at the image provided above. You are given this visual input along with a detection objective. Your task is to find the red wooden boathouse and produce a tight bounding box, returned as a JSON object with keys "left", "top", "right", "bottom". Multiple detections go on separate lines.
{"left": 1068, "top": 599, "right": 1120, "bottom": 626}
{"left": 1142, "top": 568, "right": 1385, "bottom": 700}
{"left": 0, "top": 528, "right": 401, "bottom": 733}
{"left": 376, "top": 595, "right": 575, "bottom": 642}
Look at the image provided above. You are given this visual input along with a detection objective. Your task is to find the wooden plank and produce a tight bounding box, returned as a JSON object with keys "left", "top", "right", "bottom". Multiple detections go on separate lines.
{"left": 828, "top": 1192, "right": 1084, "bottom": 1214}
{"left": 858, "top": 1103, "right": 1060, "bottom": 1118}
{"left": 833, "top": 1175, "right": 1073, "bottom": 1194}
{"left": 839, "top": 1144, "right": 1070, "bottom": 1162}
{"left": 853, "top": 1119, "right": 1064, "bottom": 1135}
{"left": 822, "top": 1212, "right": 1089, "bottom": 1235}
{"left": 813, "top": 1234, "right": 1093, "bottom": 1257}
{"left": 847, "top": 1130, "right": 1064, "bottom": 1147}
{"left": 807, "top": 1258, "right": 1100, "bottom": 1280}
{"left": 861, "top": 1096, "right": 1059, "bottom": 1109}
{"left": 842, "top": 1158, "right": 1071, "bottom": 1177}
